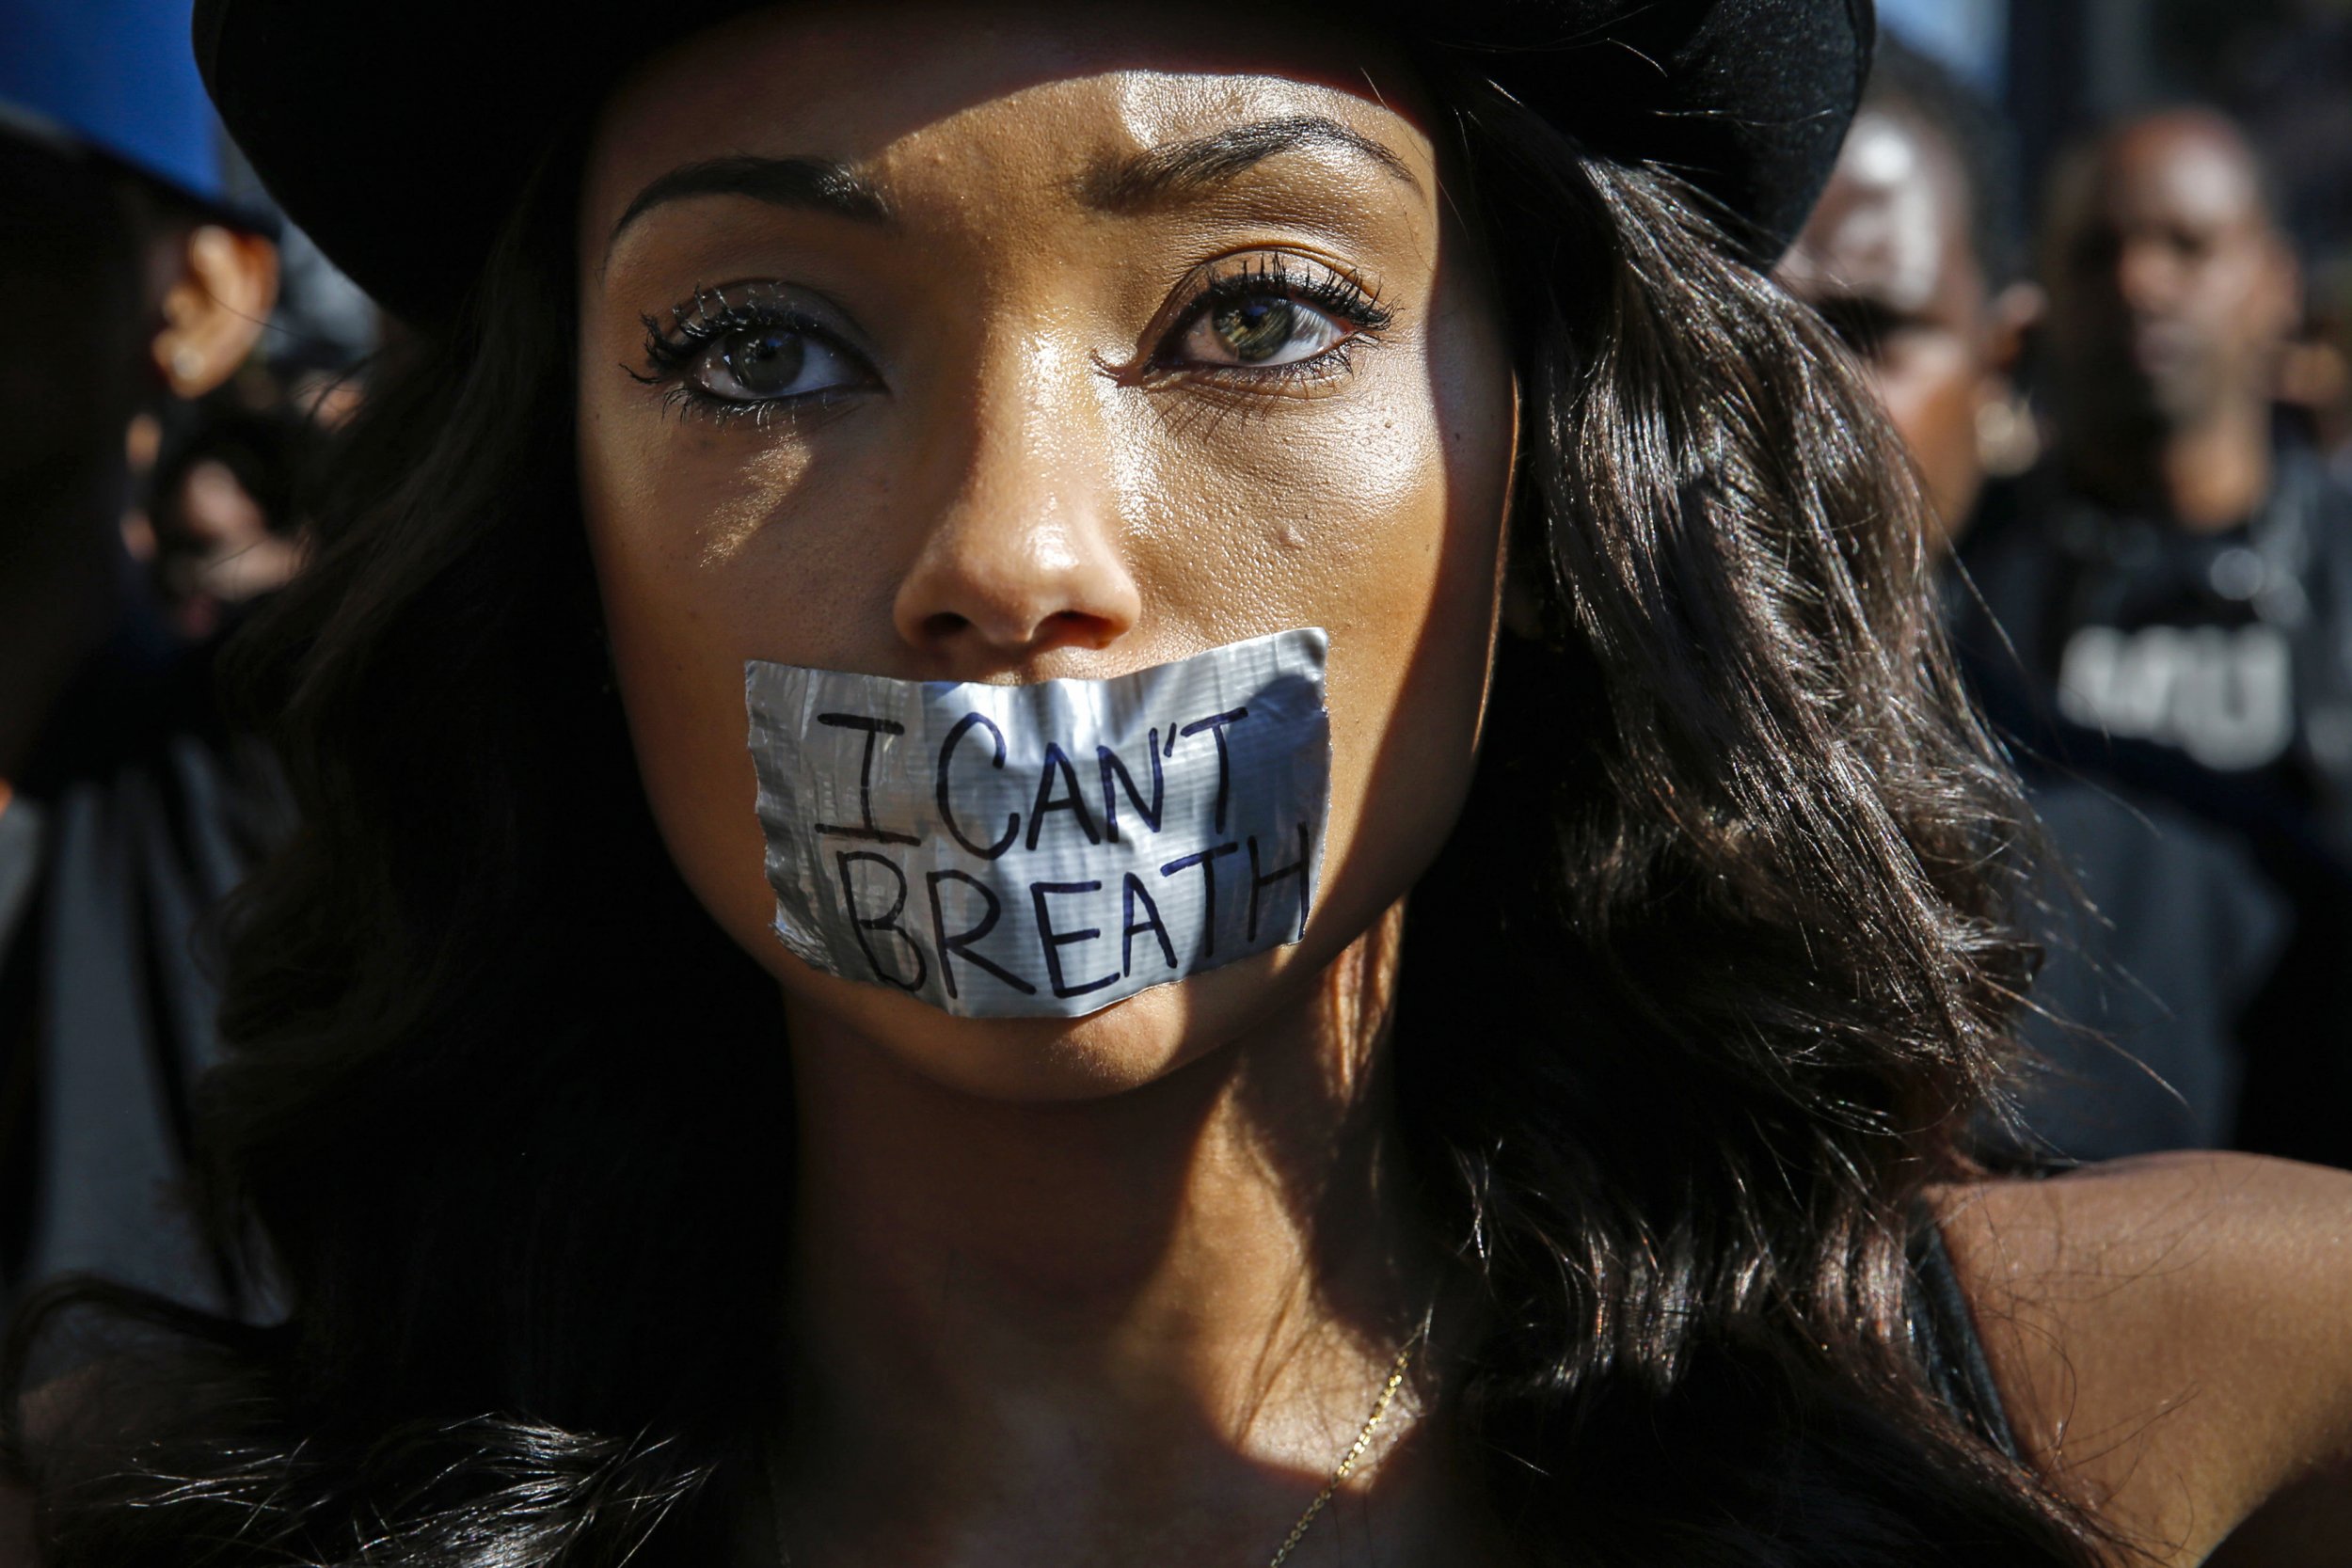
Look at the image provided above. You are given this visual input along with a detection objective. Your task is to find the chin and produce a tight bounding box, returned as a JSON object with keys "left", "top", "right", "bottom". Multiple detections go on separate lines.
{"left": 769, "top": 919, "right": 1359, "bottom": 1104}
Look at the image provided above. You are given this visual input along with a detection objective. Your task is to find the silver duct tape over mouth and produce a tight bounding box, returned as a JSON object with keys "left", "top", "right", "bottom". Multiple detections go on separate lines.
{"left": 745, "top": 628, "right": 1331, "bottom": 1019}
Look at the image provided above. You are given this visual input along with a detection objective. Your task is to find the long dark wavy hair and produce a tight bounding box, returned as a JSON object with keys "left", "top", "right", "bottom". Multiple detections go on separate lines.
{"left": 6, "top": 58, "right": 2115, "bottom": 1568}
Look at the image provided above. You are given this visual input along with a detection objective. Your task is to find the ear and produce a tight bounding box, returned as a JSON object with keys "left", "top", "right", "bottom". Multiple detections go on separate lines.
{"left": 1983, "top": 280, "right": 2045, "bottom": 382}
{"left": 152, "top": 226, "right": 280, "bottom": 398}
{"left": 1972, "top": 281, "right": 2048, "bottom": 482}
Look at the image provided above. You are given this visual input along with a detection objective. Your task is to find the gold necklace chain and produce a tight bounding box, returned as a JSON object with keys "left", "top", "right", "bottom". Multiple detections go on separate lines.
{"left": 762, "top": 1332, "right": 1422, "bottom": 1568}
{"left": 1263, "top": 1332, "right": 1420, "bottom": 1568}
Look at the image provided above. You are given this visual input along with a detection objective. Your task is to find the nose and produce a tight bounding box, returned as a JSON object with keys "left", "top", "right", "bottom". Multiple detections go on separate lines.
{"left": 2113, "top": 235, "right": 2180, "bottom": 316}
{"left": 891, "top": 336, "right": 1142, "bottom": 670}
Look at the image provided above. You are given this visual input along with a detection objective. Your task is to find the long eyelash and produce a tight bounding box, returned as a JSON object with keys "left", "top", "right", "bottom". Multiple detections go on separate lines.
{"left": 646, "top": 382, "right": 859, "bottom": 429}
{"left": 1184, "top": 253, "right": 1393, "bottom": 339}
{"left": 629, "top": 284, "right": 825, "bottom": 387}
{"left": 1132, "top": 253, "right": 1393, "bottom": 407}
{"left": 627, "top": 283, "right": 873, "bottom": 428}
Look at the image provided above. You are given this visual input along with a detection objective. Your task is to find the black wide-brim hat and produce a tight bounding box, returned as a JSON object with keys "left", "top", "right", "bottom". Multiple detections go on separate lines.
{"left": 194, "top": 0, "right": 1872, "bottom": 325}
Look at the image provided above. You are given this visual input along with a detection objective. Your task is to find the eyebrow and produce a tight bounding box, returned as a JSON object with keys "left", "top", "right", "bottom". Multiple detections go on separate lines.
{"left": 603, "top": 115, "right": 1416, "bottom": 264}
{"left": 1086, "top": 115, "right": 1420, "bottom": 210}
{"left": 606, "top": 154, "right": 893, "bottom": 261}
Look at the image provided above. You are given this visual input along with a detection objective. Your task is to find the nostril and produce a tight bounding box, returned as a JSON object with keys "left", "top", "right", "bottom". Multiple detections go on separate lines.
{"left": 1045, "top": 610, "right": 1118, "bottom": 649}
{"left": 912, "top": 606, "right": 1121, "bottom": 657}
{"left": 920, "top": 610, "right": 972, "bottom": 644}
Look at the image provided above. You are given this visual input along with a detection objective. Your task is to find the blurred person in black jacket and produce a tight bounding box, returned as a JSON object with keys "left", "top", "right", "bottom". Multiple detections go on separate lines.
{"left": 0, "top": 0, "right": 286, "bottom": 1314}
{"left": 1955, "top": 104, "right": 2352, "bottom": 1166}
{"left": 1782, "top": 43, "right": 2293, "bottom": 1163}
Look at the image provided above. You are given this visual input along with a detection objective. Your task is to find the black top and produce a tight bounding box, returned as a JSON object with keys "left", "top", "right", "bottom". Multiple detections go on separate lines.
{"left": 1959, "top": 446, "right": 2352, "bottom": 857}
{"left": 1907, "top": 1218, "right": 2022, "bottom": 1464}
{"left": 2000, "top": 777, "right": 2287, "bottom": 1161}
{"left": 0, "top": 612, "right": 285, "bottom": 1316}
{"left": 1955, "top": 449, "right": 2352, "bottom": 1168}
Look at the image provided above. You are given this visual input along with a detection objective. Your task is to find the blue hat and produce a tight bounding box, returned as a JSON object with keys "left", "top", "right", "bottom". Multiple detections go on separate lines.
{"left": 0, "top": 0, "right": 225, "bottom": 206}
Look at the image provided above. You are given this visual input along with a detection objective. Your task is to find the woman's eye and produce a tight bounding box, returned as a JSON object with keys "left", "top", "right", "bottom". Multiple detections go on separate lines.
{"left": 691, "top": 323, "right": 866, "bottom": 404}
{"left": 1176, "top": 294, "right": 1353, "bottom": 368}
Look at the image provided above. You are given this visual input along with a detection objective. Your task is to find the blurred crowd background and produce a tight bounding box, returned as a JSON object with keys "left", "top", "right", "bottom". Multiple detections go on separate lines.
{"left": 3, "top": 0, "right": 2351, "bottom": 1318}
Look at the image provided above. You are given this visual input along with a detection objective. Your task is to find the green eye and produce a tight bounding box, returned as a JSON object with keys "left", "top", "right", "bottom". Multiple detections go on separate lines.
{"left": 1179, "top": 293, "right": 1348, "bottom": 369}
{"left": 638, "top": 283, "right": 882, "bottom": 416}
{"left": 719, "top": 327, "right": 811, "bottom": 397}
{"left": 1211, "top": 298, "right": 1301, "bottom": 363}
{"left": 681, "top": 319, "right": 869, "bottom": 406}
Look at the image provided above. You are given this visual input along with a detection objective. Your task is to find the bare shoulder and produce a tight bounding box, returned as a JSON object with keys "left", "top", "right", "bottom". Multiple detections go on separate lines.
{"left": 1932, "top": 1153, "right": 2352, "bottom": 1566}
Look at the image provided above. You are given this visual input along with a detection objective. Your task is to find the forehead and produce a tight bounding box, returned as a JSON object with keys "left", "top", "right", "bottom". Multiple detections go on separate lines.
{"left": 1783, "top": 110, "right": 1973, "bottom": 312}
{"left": 2085, "top": 119, "right": 2267, "bottom": 234}
{"left": 581, "top": 0, "right": 1438, "bottom": 238}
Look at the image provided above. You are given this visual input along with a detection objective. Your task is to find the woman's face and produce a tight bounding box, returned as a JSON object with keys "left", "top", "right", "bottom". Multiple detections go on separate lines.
{"left": 577, "top": 0, "right": 1516, "bottom": 1100}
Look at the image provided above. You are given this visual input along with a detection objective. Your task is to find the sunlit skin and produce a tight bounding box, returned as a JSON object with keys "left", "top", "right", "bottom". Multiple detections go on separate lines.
{"left": 577, "top": 5, "right": 1513, "bottom": 1561}
{"left": 1779, "top": 107, "right": 2039, "bottom": 544}
{"left": 2044, "top": 110, "right": 2301, "bottom": 531}
{"left": 580, "top": 8, "right": 1510, "bottom": 1106}
{"left": 547, "top": 9, "right": 2352, "bottom": 1567}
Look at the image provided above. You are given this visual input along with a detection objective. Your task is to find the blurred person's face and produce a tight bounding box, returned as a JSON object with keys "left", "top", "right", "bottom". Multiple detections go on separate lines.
{"left": 2044, "top": 113, "right": 2298, "bottom": 437}
{"left": 574, "top": 0, "right": 1515, "bottom": 1101}
{"left": 1780, "top": 109, "right": 2031, "bottom": 543}
{"left": 0, "top": 125, "right": 279, "bottom": 773}
{"left": 154, "top": 459, "right": 302, "bottom": 639}
{"left": 0, "top": 131, "right": 275, "bottom": 530}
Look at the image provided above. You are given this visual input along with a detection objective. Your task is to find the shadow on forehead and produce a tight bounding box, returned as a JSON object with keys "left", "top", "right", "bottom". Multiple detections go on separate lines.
{"left": 603, "top": 110, "right": 1427, "bottom": 268}
{"left": 592, "top": 3, "right": 1436, "bottom": 197}
{"left": 1079, "top": 114, "right": 1422, "bottom": 212}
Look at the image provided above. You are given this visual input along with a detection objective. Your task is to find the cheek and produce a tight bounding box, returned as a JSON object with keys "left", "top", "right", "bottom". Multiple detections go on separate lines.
{"left": 1876, "top": 338, "right": 1984, "bottom": 518}
{"left": 2218, "top": 256, "right": 2296, "bottom": 345}
{"left": 577, "top": 393, "right": 865, "bottom": 961}
{"left": 1108, "top": 331, "right": 1516, "bottom": 941}
{"left": 574, "top": 303, "right": 1517, "bottom": 1007}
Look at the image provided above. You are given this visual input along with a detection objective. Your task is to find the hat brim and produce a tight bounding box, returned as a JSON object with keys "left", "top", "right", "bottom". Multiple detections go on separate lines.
{"left": 195, "top": 0, "right": 1871, "bottom": 324}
